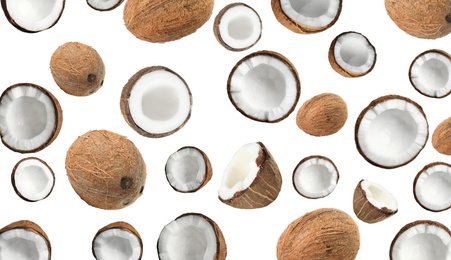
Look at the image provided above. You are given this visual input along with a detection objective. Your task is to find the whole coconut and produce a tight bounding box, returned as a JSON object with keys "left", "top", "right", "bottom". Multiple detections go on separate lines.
{"left": 66, "top": 130, "right": 146, "bottom": 210}
{"left": 432, "top": 117, "right": 451, "bottom": 155}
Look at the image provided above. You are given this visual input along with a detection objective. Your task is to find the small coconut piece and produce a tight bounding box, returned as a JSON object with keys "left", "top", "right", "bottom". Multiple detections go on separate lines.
{"left": 12, "top": 157, "right": 55, "bottom": 202}
{"left": 218, "top": 142, "right": 282, "bottom": 209}
{"left": 329, "top": 32, "right": 376, "bottom": 78}
{"left": 277, "top": 208, "right": 360, "bottom": 260}
{"left": 50, "top": 42, "right": 105, "bottom": 97}
{"left": 121, "top": 66, "right": 192, "bottom": 138}
{"left": 213, "top": 3, "right": 262, "bottom": 51}
{"left": 92, "top": 222, "right": 143, "bottom": 260}
{"left": 0, "top": 83, "right": 63, "bottom": 153}
{"left": 414, "top": 162, "right": 451, "bottom": 212}
{"left": 157, "top": 213, "right": 226, "bottom": 260}
{"left": 432, "top": 117, "right": 451, "bottom": 155}
{"left": 228, "top": 50, "right": 300, "bottom": 123}
{"left": 88, "top": 0, "right": 124, "bottom": 11}
{"left": 165, "top": 146, "right": 212, "bottom": 193}
{"left": 292, "top": 155, "right": 339, "bottom": 199}
{"left": 355, "top": 95, "right": 428, "bottom": 169}
{"left": 0, "top": 220, "right": 51, "bottom": 260}
{"left": 390, "top": 220, "right": 451, "bottom": 260}
{"left": 65, "top": 130, "right": 147, "bottom": 210}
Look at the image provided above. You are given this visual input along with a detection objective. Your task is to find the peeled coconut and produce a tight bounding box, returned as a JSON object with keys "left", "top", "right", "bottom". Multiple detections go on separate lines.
{"left": 88, "top": 0, "right": 124, "bottom": 11}
{"left": 123, "top": 0, "right": 214, "bottom": 43}
{"left": 65, "top": 130, "right": 147, "bottom": 210}
{"left": 0, "top": 83, "right": 63, "bottom": 153}
{"left": 50, "top": 42, "right": 105, "bottom": 96}
{"left": 432, "top": 117, "right": 451, "bottom": 155}
{"left": 277, "top": 208, "right": 360, "bottom": 260}
{"left": 414, "top": 162, "right": 451, "bottom": 212}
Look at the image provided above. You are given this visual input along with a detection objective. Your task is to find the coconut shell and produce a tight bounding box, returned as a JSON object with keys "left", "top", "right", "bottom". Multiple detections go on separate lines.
{"left": 123, "top": 0, "right": 214, "bottom": 43}
{"left": 277, "top": 208, "right": 360, "bottom": 260}
{"left": 65, "top": 130, "right": 147, "bottom": 210}
{"left": 50, "top": 42, "right": 105, "bottom": 96}
{"left": 296, "top": 93, "right": 347, "bottom": 137}
{"left": 87, "top": 0, "right": 124, "bottom": 11}
{"left": 432, "top": 117, "right": 451, "bottom": 155}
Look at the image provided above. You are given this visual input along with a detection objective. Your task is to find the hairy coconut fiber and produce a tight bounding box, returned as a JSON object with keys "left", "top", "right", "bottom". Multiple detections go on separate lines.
{"left": 123, "top": 0, "right": 214, "bottom": 43}
{"left": 66, "top": 130, "right": 146, "bottom": 210}
{"left": 50, "top": 42, "right": 105, "bottom": 96}
{"left": 432, "top": 117, "right": 451, "bottom": 155}
{"left": 277, "top": 208, "right": 360, "bottom": 260}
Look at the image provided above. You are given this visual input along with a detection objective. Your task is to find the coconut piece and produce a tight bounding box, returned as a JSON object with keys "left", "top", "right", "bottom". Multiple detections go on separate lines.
{"left": 296, "top": 93, "right": 347, "bottom": 136}
{"left": 277, "top": 208, "right": 360, "bottom": 260}
{"left": 88, "top": 0, "right": 124, "bottom": 11}
{"left": 123, "top": 0, "right": 214, "bottom": 43}
{"left": 12, "top": 157, "right": 55, "bottom": 202}
{"left": 92, "top": 222, "right": 143, "bottom": 260}
{"left": 0, "top": 83, "right": 63, "bottom": 153}
{"left": 120, "top": 66, "right": 192, "bottom": 138}
{"left": 228, "top": 50, "right": 300, "bottom": 123}
{"left": 50, "top": 42, "right": 105, "bottom": 97}
{"left": 414, "top": 162, "right": 451, "bottom": 212}
{"left": 1, "top": 0, "right": 65, "bottom": 33}
{"left": 271, "top": 0, "right": 342, "bottom": 34}
{"left": 213, "top": 3, "right": 262, "bottom": 52}
{"left": 165, "top": 146, "right": 212, "bottom": 193}
{"left": 157, "top": 213, "right": 226, "bottom": 260}
{"left": 432, "top": 117, "right": 451, "bottom": 155}
{"left": 329, "top": 32, "right": 376, "bottom": 78}
{"left": 292, "top": 155, "right": 338, "bottom": 199}
{"left": 65, "top": 130, "right": 147, "bottom": 210}
{"left": 355, "top": 95, "right": 428, "bottom": 169}
{"left": 0, "top": 220, "right": 51, "bottom": 260}
{"left": 218, "top": 142, "right": 282, "bottom": 209}
{"left": 390, "top": 220, "right": 451, "bottom": 260}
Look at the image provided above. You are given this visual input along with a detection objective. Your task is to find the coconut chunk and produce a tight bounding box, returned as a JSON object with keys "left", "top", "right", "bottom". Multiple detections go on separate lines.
{"left": 414, "top": 162, "right": 451, "bottom": 212}
{"left": 88, "top": 0, "right": 124, "bottom": 11}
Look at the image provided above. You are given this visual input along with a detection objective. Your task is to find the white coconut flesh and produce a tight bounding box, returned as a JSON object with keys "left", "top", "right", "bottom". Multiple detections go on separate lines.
{"left": 166, "top": 148, "right": 207, "bottom": 192}
{"left": 361, "top": 180, "right": 397, "bottom": 211}
{"left": 93, "top": 229, "right": 141, "bottom": 260}
{"left": 280, "top": 0, "right": 340, "bottom": 27}
{"left": 0, "top": 86, "right": 56, "bottom": 152}
{"left": 0, "top": 229, "right": 49, "bottom": 260}
{"left": 13, "top": 159, "right": 54, "bottom": 201}
{"left": 334, "top": 32, "right": 375, "bottom": 74}
{"left": 410, "top": 52, "right": 451, "bottom": 97}
{"left": 293, "top": 157, "right": 338, "bottom": 198}
{"left": 88, "top": 0, "right": 122, "bottom": 10}
{"left": 158, "top": 215, "right": 217, "bottom": 260}
{"left": 357, "top": 99, "right": 428, "bottom": 167}
{"left": 128, "top": 70, "right": 191, "bottom": 135}
{"left": 219, "top": 5, "right": 261, "bottom": 49}
{"left": 229, "top": 55, "right": 298, "bottom": 121}
{"left": 415, "top": 164, "right": 451, "bottom": 211}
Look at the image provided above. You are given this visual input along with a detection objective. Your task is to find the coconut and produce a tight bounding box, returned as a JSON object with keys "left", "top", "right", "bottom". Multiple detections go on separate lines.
{"left": 414, "top": 162, "right": 451, "bottom": 212}
{"left": 88, "top": 0, "right": 124, "bottom": 11}
{"left": 0, "top": 220, "right": 51, "bottom": 260}
{"left": 123, "top": 0, "right": 214, "bottom": 43}
{"left": 0, "top": 83, "right": 63, "bottom": 153}
{"left": 385, "top": 0, "right": 451, "bottom": 39}
{"left": 65, "top": 130, "right": 147, "bottom": 210}
{"left": 277, "top": 208, "right": 360, "bottom": 260}
{"left": 296, "top": 93, "right": 347, "bottom": 136}
{"left": 432, "top": 117, "right": 451, "bottom": 155}
{"left": 50, "top": 42, "right": 105, "bottom": 97}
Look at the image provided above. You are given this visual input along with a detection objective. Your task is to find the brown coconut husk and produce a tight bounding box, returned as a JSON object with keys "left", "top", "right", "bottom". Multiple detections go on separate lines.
{"left": 432, "top": 117, "right": 451, "bottom": 155}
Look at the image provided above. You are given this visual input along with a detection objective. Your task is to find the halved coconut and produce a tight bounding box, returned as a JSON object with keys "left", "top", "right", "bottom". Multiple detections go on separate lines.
{"left": 0, "top": 83, "right": 63, "bottom": 153}
{"left": 12, "top": 157, "right": 55, "bottom": 202}
{"left": 355, "top": 95, "right": 428, "bottom": 169}
{"left": 218, "top": 142, "right": 282, "bottom": 209}
{"left": 157, "top": 213, "right": 227, "bottom": 260}
{"left": 120, "top": 66, "right": 192, "bottom": 138}
{"left": 292, "top": 155, "right": 338, "bottom": 199}
{"left": 409, "top": 50, "right": 451, "bottom": 98}
{"left": 92, "top": 222, "right": 143, "bottom": 260}
{"left": 390, "top": 220, "right": 451, "bottom": 260}
{"left": 271, "top": 0, "right": 342, "bottom": 34}
{"left": 432, "top": 117, "right": 451, "bottom": 155}
{"left": 1, "top": 0, "right": 65, "bottom": 33}
{"left": 0, "top": 220, "right": 51, "bottom": 260}
{"left": 165, "top": 146, "right": 212, "bottom": 193}
{"left": 329, "top": 31, "right": 376, "bottom": 78}
{"left": 228, "top": 50, "right": 300, "bottom": 123}
{"left": 88, "top": 0, "right": 124, "bottom": 11}
{"left": 414, "top": 162, "right": 451, "bottom": 212}
{"left": 213, "top": 3, "right": 262, "bottom": 51}
{"left": 353, "top": 179, "right": 398, "bottom": 223}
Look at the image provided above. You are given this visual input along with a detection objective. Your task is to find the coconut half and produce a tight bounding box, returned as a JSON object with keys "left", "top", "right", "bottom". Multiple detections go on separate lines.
{"left": 414, "top": 162, "right": 451, "bottom": 212}
{"left": 432, "top": 117, "right": 451, "bottom": 155}
{"left": 228, "top": 50, "right": 300, "bottom": 123}
{"left": 88, "top": 0, "right": 124, "bottom": 11}
{"left": 390, "top": 220, "right": 451, "bottom": 260}
{"left": 355, "top": 95, "right": 428, "bottom": 169}
{"left": 1, "top": 0, "right": 65, "bottom": 33}
{"left": 292, "top": 155, "right": 338, "bottom": 199}
{"left": 157, "top": 213, "right": 227, "bottom": 260}
{"left": 0, "top": 83, "right": 63, "bottom": 153}
{"left": 0, "top": 220, "right": 51, "bottom": 260}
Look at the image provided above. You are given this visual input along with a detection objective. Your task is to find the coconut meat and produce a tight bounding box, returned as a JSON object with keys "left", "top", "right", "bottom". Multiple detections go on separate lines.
{"left": 93, "top": 229, "right": 141, "bottom": 260}
{"left": 280, "top": 0, "right": 340, "bottom": 27}
{"left": 219, "top": 5, "right": 261, "bottom": 49}
{"left": 158, "top": 214, "right": 217, "bottom": 260}
{"left": 88, "top": 0, "right": 122, "bottom": 10}
{"left": 293, "top": 157, "right": 338, "bottom": 198}
{"left": 361, "top": 180, "right": 397, "bottom": 211}
{"left": 166, "top": 148, "right": 206, "bottom": 192}
{"left": 0, "top": 229, "right": 49, "bottom": 260}
{"left": 334, "top": 32, "right": 375, "bottom": 74}
{"left": 410, "top": 52, "right": 451, "bottom": 97}
{"left": 14, "top": 159, "right": 54, "bottom": 201}
{"left": 415, "top": 164, "right": 451, "bottom": 211}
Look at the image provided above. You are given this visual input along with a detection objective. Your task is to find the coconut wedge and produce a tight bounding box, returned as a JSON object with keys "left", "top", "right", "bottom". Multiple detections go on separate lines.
{"left": 432, "top": 117, "right": 451, "bottom": 155}
{"left": 0, "top": 83, "right": 63, "bottom": 153}
{"left": 88, "top": 0, "right": 124, "bottom": 11}
{"left": 414, "top": 162, "right": 451, "bottom": 212}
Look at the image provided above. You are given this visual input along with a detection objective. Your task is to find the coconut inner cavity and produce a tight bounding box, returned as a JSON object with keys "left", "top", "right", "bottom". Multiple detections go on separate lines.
{"left": 281, "top": 0, "right": 340, "bottom": 27}
{"left": 415, "top": 164, "right": 451, "bottom": 211}
{"left": 0, "top": 229, "right": 49, "bottom": 260}
{"left": 88, "top": 0, "right": 121, "bottom": 10}
{"left": 93, "top": 229, "right": 141, "bottom": 260}
{"left": 293, "top": 157, "right": 338, "bottom": 198}
{"left": 334, "top": 33, "right": 375, "bottom": 74}
{"left": 361, "top": 180, "right": 397, "bottom": 211}
{"left": 410, "top": 52, "right": 451, "bottom": 97}
{"left": 14, "top": 159, "right": 54, "bottom": 201}
{"left": 166, "top": 148, "right": 206, "bottom": 192}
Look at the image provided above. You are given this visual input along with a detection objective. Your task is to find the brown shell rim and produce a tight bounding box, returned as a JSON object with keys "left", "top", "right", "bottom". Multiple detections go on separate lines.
{"left": 355, "top": 179, "right": 398, "bottom": 214}
{"left": 87, "top": 0, "right": 124, "bottom": 11}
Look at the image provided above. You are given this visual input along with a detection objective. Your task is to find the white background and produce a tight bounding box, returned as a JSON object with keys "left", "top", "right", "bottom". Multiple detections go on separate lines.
{"left": 0, "top": 0, "right": 451, "bottom": 259}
